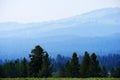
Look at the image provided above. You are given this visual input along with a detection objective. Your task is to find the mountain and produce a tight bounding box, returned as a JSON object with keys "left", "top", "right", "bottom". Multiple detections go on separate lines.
{"left": 0, "top": 8, "right": 120, "bottom": 59}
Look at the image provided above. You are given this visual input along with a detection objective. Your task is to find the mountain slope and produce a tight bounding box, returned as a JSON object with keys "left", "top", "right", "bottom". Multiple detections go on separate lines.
{"left": 0, "top": 8, "right": 120, "bottom": 59}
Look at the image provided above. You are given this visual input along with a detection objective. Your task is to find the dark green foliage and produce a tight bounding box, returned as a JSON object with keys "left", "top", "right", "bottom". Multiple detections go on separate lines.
{"left": 64, "top": 52, "right": 80, "bottom": 77}
{"left": 111, "top": 68, "right": 115, "bottom": 77}
{"left": 59, "top": 52, "right": 80, "bottom": 77}
{"left": 2, "top": 60, "right": 20, "bottom": 78}
{"left": 70, "top": 52, "right": 80, "bottom": 77}
{"left": 101, "top": 66, "right": 107, "bottom": 77}
{"left": 52, "top": 54, "right": 70, "bottom": 73}
{"left": 80, "top": 51, "right": 90, "bottom": 77}
{"left": 14, "top": 59, "right": 21, "bottom": 77}
{"left": 98, "top": 54, "right": 120, "bottom": 71}
{"left": 20, "top": 57, "right": 28, "bottom": 77}
{"left": 0, "top": 65, "right": 4, "bottom": 77}
{"left": 89, "top": 53, "right": 101, "bottom": 77}
{"left": 65, "top": 60, "right": 72, "bottom": 77}
{"left": 52, "top": 72, "right": 60, "bottom": 77}
{"left": 38, "top": 53, "right": 52, "bottom": 77}
{"left": 29, "top": 45, "right": 44, "bottom": 77}
{"left": 29, "top": 45, "right": 52, "bottom": 77}
{"left": 111, "top": 67, "right": 120, "bottom": 77}
{"left": 0, "top": 44, "right": 119, "bottom": 78}
{"left": 59, "top": 66, "right": 65, "bottom": 77}
{"left": 80, "top": 52, "right": 101, "bottom": 77}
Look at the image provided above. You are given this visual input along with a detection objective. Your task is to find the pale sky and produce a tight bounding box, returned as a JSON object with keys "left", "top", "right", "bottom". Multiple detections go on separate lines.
{"left": 0, "top": 0, "right": 120, "bottom": 23}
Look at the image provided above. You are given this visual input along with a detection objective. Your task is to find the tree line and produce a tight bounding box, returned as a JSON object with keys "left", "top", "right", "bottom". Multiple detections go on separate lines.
{"left": 0, "top": 45, "right": 120, "bottom": 78}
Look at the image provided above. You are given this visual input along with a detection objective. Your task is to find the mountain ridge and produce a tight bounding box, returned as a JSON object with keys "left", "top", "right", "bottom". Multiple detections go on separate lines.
{"left": 0, "top": 8, "right": 120, "bottom": 59}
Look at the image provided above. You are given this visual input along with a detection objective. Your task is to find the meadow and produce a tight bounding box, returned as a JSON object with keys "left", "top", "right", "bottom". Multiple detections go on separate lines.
{"left": 0, "top": 78, "right": 120, "bottom": 80}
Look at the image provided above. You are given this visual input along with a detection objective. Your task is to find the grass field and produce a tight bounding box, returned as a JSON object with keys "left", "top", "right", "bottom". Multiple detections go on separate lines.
{"left": 0, "top": 78, "right": 120, "bottom": 80}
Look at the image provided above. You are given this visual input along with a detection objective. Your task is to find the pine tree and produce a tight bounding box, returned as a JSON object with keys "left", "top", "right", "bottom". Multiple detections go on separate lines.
{"left": 29, "top": 45, "right": 45, "bottom": 77}
{"left": 89, "top": 53, "right": 101, "bottom": 77}
{"left": 80, "top": 51, "right": 90, "bottom": 77}
{"left": 38, "top": 53, "right": 52, "bottom": 77}
{"left": 0, "top": 65, "right": 4, "bottom": 77}
{"left": 14, "top": 59, "right": 21, "bottom": 77}
{"left": 71, "top": 52, "right": 80, "bottom": 77}
{"left": 20, "top": 57, "right": 28, "bottom": 77}
{"left": 65, "top": 60, "right": 72, "bottom": 77}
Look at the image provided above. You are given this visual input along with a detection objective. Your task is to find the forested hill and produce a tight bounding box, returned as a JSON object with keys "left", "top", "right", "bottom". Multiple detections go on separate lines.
{"left": 52, "top": 53, "right": 120, "bottom": 72}
{"left": 0, "top": 53, "right": 120, "bottom": 72}
{"left": 0, "top": 45, "right": 120, "bottom": 78}
{"left": 0, "top": 8, "right": 120, "bottom": 59}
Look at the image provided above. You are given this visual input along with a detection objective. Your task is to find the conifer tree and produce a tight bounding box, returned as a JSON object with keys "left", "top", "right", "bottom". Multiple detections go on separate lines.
{"left": 71, "top": 52, "right": 80, "bottom": 77}
{"left": 80, "top": 51, "right": 90, "bottom": 77}
{"left": 65, "top": 60, "right": 72, "bottom": 77}
{"left": 20, "top": 57, "right": 28, "bottom": 77}
{"left": 0, "top": 65, "right": 4, "bottom": 77}
{"left": 38, "top": 53, "right": 52, "bottom": 77}
{"left": 89, "top": 53, "right": 101, "bottom": 77}
{"left": 29, "top": 45, "right": 45, "bottom": 77}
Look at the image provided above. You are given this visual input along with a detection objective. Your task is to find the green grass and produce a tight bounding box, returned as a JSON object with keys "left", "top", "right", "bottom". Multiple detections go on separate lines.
{"left": 0, "top": 78, "right": 120, "bottom": 80}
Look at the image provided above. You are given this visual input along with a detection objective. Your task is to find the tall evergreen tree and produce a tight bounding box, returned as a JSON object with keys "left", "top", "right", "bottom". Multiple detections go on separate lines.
{"left": 29, "top": 45, "right": 45, "bottom": 77}
{"left": 38, "top": 53, "right": 52, "bottom": 77}
{"left": 0, "top": 65, "right": 4, "bottom": 77}
{"left": 80, "top": 51, "right": 90, "bottom": 77}
{"left": 89, "top": 53, "right": 101, "bottom": 77}
{"left": 71, "top": 52, "right": 80, "bottom": 77}
{"left": 14, "top": 59, "right": 21, "bottom": 77}
{"left": 20, "top": 57, "right": 28, "bottom": 77}
{"left": 65, "top": 60, "right": 72, "bottom": 77}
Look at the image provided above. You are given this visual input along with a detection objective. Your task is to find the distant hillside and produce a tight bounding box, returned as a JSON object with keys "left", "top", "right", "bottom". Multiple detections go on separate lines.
{"left": 0, "top": 8, "right": 120, "bottom": 59}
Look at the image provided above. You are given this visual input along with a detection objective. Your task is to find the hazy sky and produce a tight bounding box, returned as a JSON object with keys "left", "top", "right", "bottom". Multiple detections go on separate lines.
{"left": 0, "top": 0, "right": 120, "bottom": 23}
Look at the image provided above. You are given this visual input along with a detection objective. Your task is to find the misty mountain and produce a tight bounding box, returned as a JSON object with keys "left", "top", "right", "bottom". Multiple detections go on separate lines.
{"left": 0, "top": 8, "right": 120, "bottom": 59}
